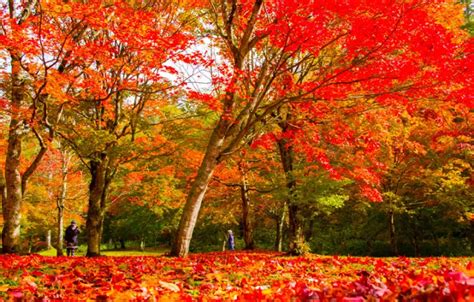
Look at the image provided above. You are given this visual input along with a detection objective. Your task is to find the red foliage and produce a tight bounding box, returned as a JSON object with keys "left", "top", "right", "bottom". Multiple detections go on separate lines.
{"left": 1, "top": 252, "right": 473, "bottom": 300}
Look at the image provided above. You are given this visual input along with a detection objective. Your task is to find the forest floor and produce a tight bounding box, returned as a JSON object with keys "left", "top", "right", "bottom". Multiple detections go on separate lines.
{"left": 1, "top": 251, "right": 473, "bottom": 301}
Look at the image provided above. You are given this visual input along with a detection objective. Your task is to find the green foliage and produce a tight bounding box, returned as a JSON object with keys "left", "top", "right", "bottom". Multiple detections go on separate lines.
{"left": 103, "top": 204, "right": 180, "bottom": 247}
{"left": 461, "top": 0, "right": 474, "bottom": 34}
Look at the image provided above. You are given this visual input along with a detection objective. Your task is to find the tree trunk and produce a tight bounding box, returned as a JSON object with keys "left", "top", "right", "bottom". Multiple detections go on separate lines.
{"left": 170, "top": 120, "right": 227, "bottom": 257}
{"left": 2, "top": 54, "right": 24, "bottom": 254}
{"left": 239, "top": 162, "right": 254, "bottom": 250}
{"left": 287, "top": 203, "right": 306, "bottom": 255}
{"left": 388, "top": 209, "right": 398, "bottom": 255}
{"left": 96, "top": 177, "right": 110, "bottom": 254}
{"left": 170, "top": 157, "right": 217, "bottom": 256}
{"left": 169, "top": 0, "right": 266, "bottom": 257}
{"left": 86, "top": 157, "right": 108, "bottom": 257}
{"left": 1, "top": 173, "right": 8, "bottom": 251}
{"left": 241, "top": 187, "right": 255, "bottom": 249}
{"left": 47, "top": 230, "right": 51, "bottom": 250}
{"left": 277, "top": 135, "right": 306, "bottom": 255}
{"left": 56, "top": 151, "right": 69, "bottom": 256}
{"left": 56, "top": 206, "right": 64, "bottom": 256}
{"left": 274, "top": 204, "right": 287, "bottom": 252}
{"left": 0, "top": 174, "right": 6, "bottom": 239}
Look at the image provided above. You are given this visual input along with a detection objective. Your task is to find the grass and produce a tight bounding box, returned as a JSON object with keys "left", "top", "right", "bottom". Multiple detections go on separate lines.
{"left": 38, "top": 247, "right": 167, "bottom": 257}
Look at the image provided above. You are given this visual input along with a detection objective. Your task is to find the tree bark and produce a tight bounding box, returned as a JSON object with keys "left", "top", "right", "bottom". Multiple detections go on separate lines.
{"left": 239, "top": 162, "right": 254, "bottom": 250}
{"left": 2, "top": 2, "right": 47, "bottom": 253}
{"left": 0, "top": 173, "right": 6, "bottom": 228}
{"left": 274, "top": 204, "right": 287, "bottom": 252}
{"left": 55, "top": 151, "right": 69, "bottom": 256}
{"left": 86, "top": 156, "right": 108, "bottom": 257}
{"left": 170, "top": 0, "right": 265, "bottom": 258}
{"left": 47, "top": 230, "right": 52, "bottom": 249}
{"left": 2, "top": 54, "right": 24, "bottom": 254}
{"left": 277, "top": 133, "right": 306, "bottom": 255}
{"left": 287, "top": 203, "right": 306, "bottom": 255}
{"left": 170, "top": 119, "right": 227, "bottom": 257}
{"left": 56, "top": 206, "right": 64, "bottom": 256}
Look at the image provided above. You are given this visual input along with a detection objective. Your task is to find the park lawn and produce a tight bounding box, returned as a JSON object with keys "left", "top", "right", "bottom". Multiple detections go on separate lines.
{"left": 1, "top": 251, "right": 473, "bottom": 301}
{"left": 38, "top": 248, "right": 167, "bottom": 257}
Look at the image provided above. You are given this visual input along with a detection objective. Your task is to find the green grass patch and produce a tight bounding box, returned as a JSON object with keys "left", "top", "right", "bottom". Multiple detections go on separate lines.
{"left": 101, "top": 249, "right": 166, "bottom": 256}
{"left": 38, "top": 247, "right": 167, "bottom": 257}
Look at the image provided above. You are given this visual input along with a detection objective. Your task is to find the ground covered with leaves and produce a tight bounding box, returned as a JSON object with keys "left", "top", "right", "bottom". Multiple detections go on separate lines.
{"left": 1, "top": 251, "right": 473, "bottom": 301}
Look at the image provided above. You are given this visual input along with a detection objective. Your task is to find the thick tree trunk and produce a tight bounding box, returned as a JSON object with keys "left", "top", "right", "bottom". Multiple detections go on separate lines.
{"left": 97, "top": 178, "right": 110, "bottom": 253}
{"left": 169, "top": 0, "right": 266, "bottom": 257}
{"left": 171, "top": 120, "right": 227, "bottom": 257}
{"left": 86, "top": 157, "right": 108, "bottom": 257}
{"left": 277, "top": 136, "right": 306, "bottom": 255}
{"left": 3, "top": 136, "right": 23, "bottom": 254}
{"left": 170, "top": 157, "right": 218, "bottom": 256}
{"left": 239, "top": 163, "right": 254, "bottom": 250}
{"left": 0, "top": 174, "right": 6, "bottom": 229}
{"left": 287, "top": 204, "right": 306, "bottom": 255}
{"left": 2, "top": 54, "right": 24, "bottom": 254}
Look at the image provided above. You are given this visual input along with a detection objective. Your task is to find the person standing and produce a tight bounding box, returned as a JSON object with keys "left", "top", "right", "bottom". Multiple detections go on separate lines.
{"left": 227, "top": 230, "right": 235, "bottom": 251}
{"left": 65, "top": 220, "right": 80, "bottom": 256}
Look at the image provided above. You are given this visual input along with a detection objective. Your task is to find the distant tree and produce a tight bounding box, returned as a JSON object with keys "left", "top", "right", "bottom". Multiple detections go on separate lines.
{"left": 172, "top": 0, "right": 472, "bottom": 257}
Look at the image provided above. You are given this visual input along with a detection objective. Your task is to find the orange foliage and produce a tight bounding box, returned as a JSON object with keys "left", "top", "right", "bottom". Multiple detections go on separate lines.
{"left": 0, "top": 253, "right": 473, "bottom": 300}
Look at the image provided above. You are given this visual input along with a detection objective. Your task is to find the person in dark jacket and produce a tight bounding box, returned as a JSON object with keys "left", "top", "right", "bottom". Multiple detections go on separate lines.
{"left": 227, "top": 230, "right": 235, "bottom": 251}
{"left": 65, "top": 220, "right": 80, "bottom": 256}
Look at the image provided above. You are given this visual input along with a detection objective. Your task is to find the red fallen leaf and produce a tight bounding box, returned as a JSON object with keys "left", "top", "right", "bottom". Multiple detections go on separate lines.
{"left": 2, "top": 252, "right": 474, "bottom": 300}
{"left": 111, "top": 272, "right": 125, "bottom": 283}
{"left": 31, "top": 270, "right": 43, "bottom": 277}
{"left": 73, "top": 268, "right": 85, "bottom": 278}
{"left": 447, "top": 271, "right": 465, "bottom": 282}
{"left": 194, "top": 263, "right": 206, "bottom": 274}
{"left": 467, "top": 261, "right": 473, "bottom": 271}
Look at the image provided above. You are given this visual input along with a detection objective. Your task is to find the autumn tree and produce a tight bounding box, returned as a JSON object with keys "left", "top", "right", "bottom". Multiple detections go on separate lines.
{"left": 172, "top": 0, "right": 473, "bottom": 256}
{"left": 0, "top": 0, "right": 74, "bottom": 253}
{"left": 209, "top": 148, "right": 279, "bottom": 250}
{"left": 22, "top": 144, "right": 86, "bottom": 255}
{"left": 42, "top": 1, "right": 194, "bottom": 256}
{"left": 373, "top": 101, "right": 473, "bottom": 255}
{"left": 102, "top": 109, "right": 202, "bottom": 249}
